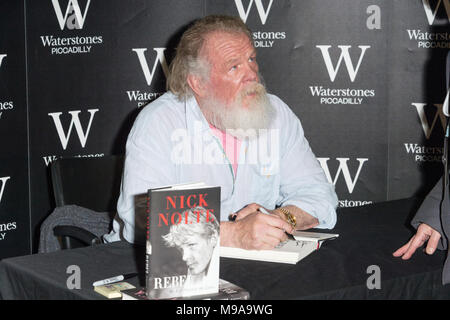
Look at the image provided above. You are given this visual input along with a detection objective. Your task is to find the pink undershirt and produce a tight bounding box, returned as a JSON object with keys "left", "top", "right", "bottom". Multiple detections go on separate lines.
{"left": 209, "top": 125, "right": 241, "bottom": 177}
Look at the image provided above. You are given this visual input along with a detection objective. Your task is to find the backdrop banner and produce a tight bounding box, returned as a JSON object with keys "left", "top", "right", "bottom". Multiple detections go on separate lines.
{"left": 0, "top": 0, "right": 29, "bottom": 259}
{"left": 0, "top": 0, "right": 448, "bottom": 257}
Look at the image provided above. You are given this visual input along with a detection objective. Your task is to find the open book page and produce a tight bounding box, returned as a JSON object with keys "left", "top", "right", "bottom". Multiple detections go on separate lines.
{"left": 220, "top": 239, "right": 318, "bottom": 264}
{"left": 293, "top": 231, "right": 339, "bottom": 242}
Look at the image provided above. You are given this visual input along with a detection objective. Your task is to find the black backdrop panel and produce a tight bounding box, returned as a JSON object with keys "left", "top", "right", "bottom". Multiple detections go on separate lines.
{"left": 26, "top": 0, "right": 204, "bottom": 250}
{"left": 387, "top": 0, "right": 449, "bottom": 199}
{"left": 206, "top": 0, "right": 389, "bottom": 207}
{"left": 0, "top": 0, "right": 449, "bottom": 257}
{"left": 0, "top": 0, "right": 30, "bottom": 259}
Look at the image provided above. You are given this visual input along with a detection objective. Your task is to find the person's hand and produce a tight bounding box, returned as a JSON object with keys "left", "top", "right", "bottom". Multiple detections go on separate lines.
{"left": 232, "top": 203, "right": 261, "bottom": 220}
{"left": 393, "top": 223, "right": 441, "bottom": 260}
{"left": 229, "top": 211, "right": 294, "bottom": 250}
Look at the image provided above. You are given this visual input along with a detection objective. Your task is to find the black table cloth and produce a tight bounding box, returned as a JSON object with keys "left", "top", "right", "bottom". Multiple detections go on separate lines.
{"left": 1, "top": 197, "right": 449, "bottom": 299}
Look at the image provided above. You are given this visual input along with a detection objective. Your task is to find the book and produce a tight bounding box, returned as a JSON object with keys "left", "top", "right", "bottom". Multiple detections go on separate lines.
{"left": 138, "top": 182, "right": 221, "bottom": 299}
{"left": 93, "top": 282, "right": 136, "bottom": 299}
{"left": 220, "top": 231, "right": 339, "bottom": 264}
{"left": 121, "top": 279, "right": 250, "bottom": 300}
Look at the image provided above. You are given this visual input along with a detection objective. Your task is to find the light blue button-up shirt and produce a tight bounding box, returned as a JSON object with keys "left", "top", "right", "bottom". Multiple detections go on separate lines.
{"left": 104, "top": 92, "right": 338, "bottom": 244}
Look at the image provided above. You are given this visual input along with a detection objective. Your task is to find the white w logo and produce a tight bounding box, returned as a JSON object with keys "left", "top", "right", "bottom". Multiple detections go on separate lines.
{"left": 317, "top": 158, "right": 368, "bottom": 194}
{"left": 0, "top": 54, "right": 6, "bottom": 69}
{"left": 132, "top": 48, "right": 169, "bottom": 86}
{"left": 422, "top": 0, "right": 450, "bottom": 25}
{"left": 48, "top": 109, "right": 99, "bottom": 150}
{"left": 234, "top": 0, "right": 274, "bottom": 25}
{"left": 0, "top": 176, "right": 10, "bottom": 204}
{"left": 411, "top": 103, "right": 447, "bottom": 139}
{"left": 316, "top": 45, "right": 370, "bottom": 82}
{"left": 51, "top": 0, "right": 91, "bottom": 30}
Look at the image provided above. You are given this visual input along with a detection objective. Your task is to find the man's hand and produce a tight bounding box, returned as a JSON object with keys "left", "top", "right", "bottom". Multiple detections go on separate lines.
{"left": 393, "top": 223, "right": 441, "bottom": 260}
{"left": 221, "top": 211, "right": 294, "bottom": 250}
{"left": 232, "top": 203, "right": 261, "bottom": 221}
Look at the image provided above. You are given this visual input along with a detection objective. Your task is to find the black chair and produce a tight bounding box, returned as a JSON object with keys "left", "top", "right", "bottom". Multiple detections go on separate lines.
{"left": 49, "top": 155, "right": 124, "bottom": 249}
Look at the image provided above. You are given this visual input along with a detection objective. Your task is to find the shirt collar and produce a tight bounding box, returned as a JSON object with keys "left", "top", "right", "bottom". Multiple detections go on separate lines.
{"left": 185, "top": 95, "right": 211, "bottom": 135}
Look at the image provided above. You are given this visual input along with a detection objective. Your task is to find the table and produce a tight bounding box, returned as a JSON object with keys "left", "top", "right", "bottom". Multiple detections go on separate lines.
{"left": 1, "top": 197, "right": 450, "bottom": 300}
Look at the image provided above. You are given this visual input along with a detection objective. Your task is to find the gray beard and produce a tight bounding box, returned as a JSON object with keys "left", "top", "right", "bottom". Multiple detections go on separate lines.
{"left": 200, "top": 83, "right": 275, "bottom": 140}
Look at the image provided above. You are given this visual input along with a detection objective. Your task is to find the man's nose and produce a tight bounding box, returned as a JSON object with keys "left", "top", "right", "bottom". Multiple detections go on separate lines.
{"left": 243, "top": 61, "right": 259, "bottom": 83}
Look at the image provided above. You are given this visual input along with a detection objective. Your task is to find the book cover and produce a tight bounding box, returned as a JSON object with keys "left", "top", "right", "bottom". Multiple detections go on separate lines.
{"left": 122, "top": 279, "right": 250, "bottom": 300}
{"left": 144, "top": 185, "right": 221, "bottom": 299}
{"left": 220, "top": 231, "right": 339, "bottom": 264}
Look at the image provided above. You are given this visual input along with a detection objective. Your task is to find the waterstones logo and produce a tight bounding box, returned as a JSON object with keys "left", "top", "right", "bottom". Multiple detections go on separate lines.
{"left": 406, "top": 0, "right": 450, "bottom": 49}
{"left": 234, "top": 0, "right": 286, "bottom": 48}
{"left": 0, "top": 221, "right": 17, "bottom": 241}
{"left": 0, "top": 176, "right": 10, "bottom": 204}
{"left": 404, "top": 102, "right": 446, "bottom": 162}
{"left": 317, "top": 157, "right": 371, "bottom": 208}
{"left": 40, "top": 0, "right": 102, "bottom": 55}
{"left": 317, "top": 45, "right": 370, "bottom": 83}
{"left": 48, "top": 109, "right": 99, "bottom": 150}
{"left": 422, "top": 0, "right": 450, "bottom": 25}
{"left": 404, "top": 143, "right": 443, "bottom": 162}
{"left": 0, "top": 177, "right": 15, "bottom": 241}
{"left": 235, "top": 0, "right": 274, "bottom": 25}
{"left": 406, "top": 29, "right": 450, "bottom": 49}
{"left": 312, "top": 46, "right": 375, "bottom": 105}
{"left": 44, "top": 109, "right": 103, "bottom": 166}
{"left": 412, "top": 102, "right": 447, "bottom": 139}
{"left": 0, "top": 101, "right": 14, "bottom": 121}
{"left": 126, "top": 48, "right": 169, "bottom": 108}
{"left": 317, "top": 157, "right": 368, "bottom": 194}
{"left": 0, "top": 54, "right": 6, "bottom": 69}
{"left": 0, "top": 55, "right": 12, "bottom": 120}
{"left": 51, "top": 0, "right": 91, "bottom": 30}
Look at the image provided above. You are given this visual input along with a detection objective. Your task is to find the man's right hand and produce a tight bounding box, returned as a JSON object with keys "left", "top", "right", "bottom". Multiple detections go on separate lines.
{"left": 393, "top": 223, "right": 441, "bottom": 260}
{"left": 221, "top": 210, "right": 294, "bottom": 250}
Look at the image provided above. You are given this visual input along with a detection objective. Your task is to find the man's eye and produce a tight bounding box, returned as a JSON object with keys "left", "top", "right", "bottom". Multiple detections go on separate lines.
{"left": 249, "top": 56, "right": 256, "bottom": 62}
{"left": 230, "top": 65, "right": 237, "bottom": 71}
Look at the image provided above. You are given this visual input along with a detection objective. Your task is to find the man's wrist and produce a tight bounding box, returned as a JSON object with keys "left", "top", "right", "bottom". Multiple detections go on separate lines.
{"left": 275, "top": 207, "right": 297, "bottom": 228}
{"left": 220, "top": 221, "right": 239, "bottom": 248}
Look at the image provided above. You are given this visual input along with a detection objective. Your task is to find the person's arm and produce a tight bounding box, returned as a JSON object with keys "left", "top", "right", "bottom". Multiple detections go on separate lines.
{"left": 275, "top": 96, "right": 338, "bottom": 229}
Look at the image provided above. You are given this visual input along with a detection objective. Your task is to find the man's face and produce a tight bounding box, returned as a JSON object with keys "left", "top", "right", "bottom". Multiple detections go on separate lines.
{"left": 196, "top": 31, "right": 273, "bottom": 136}
{"left": 202, "top": 31, "right": 259, "bottom": 108}
{"left": 179, "top": 234, "right": 216, "bottom": 275}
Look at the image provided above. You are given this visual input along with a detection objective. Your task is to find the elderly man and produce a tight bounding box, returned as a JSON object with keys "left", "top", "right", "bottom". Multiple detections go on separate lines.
{"left": 104, "top": 15, "right": 338, "bottom": 249}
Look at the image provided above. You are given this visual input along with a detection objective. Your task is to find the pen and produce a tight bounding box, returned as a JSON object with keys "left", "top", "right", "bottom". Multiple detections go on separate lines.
{"left": 92, "top": 273, "right": 138, "bottom": 287}
{"left": 258, "top": 207, "right": 296, "bottom": 241}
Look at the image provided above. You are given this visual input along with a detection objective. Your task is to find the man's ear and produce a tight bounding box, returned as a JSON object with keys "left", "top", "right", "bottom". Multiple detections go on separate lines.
{"left": 187, "top": 74, "right": 207, "bottom": 98}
